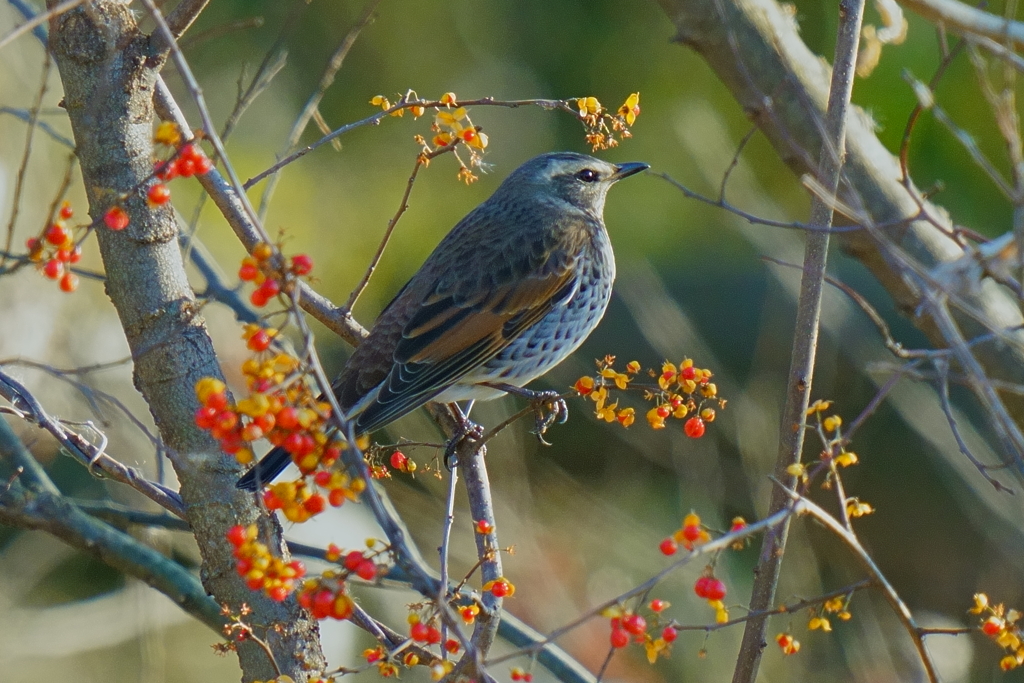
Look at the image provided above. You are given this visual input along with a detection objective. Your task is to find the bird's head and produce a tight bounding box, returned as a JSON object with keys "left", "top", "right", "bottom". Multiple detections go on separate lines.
{"left": 496, "top": 152, "right": 648, "bottom": 215}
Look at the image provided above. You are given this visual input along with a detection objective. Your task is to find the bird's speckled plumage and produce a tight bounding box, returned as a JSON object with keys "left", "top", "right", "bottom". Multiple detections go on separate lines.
{"left": 238, "top": 152, "right": 646, "bottom": 491}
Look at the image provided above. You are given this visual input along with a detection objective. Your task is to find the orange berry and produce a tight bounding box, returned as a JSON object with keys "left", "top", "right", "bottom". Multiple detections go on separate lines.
{"left": 59, "top": 272, "right": 79, "bottom": 293}
{"left": 253, "top": 243, "right": 274, "bottom": 261}
{"left": 45, "top": 223, "right": 68, "bottom": 245}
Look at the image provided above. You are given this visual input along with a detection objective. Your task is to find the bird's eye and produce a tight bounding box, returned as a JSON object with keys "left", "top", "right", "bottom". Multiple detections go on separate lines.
{"left": 576, "top": 169, "right": 600, "bottom": 183}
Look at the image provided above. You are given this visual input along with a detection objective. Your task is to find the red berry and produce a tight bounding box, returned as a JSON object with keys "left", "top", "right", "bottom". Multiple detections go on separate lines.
{"left": 194, "top": 154, "right": 212, "bottom": 175}
{"left": 328, "top": 489, "right": 346, "bottom": 507}
{"left": 650, "top": 599, "right": 668, "bottom": 612}
{"left": 215, "top": 410, "right": 238, "bottom": 432}
{"left": 684, "top": 417, "right": 706, "bottom": 438}
{"left": 56, "top": 248, "right": 72, "bottom": 262}
{"left": 303, "top": 494, "right": 326, "bottom": 515}
{"left": 705, "top": 578, "right": 726, "bottom": 601}
{"left": 288, "top": 560, "right": 306, "bottom": 578}
{"left": 104, "top": 206, "right": 129, "bottom": 230}
{"left": 59, "top": 272, "right": 79, "bottom": 293}
{"left": 250, "top": 289, "right": 269, "bottom": 307}
{"left": 622, "top": 614, "right": 646, "bottom": 635}
{"left": 254, "top": 413, "right": 275, "bottom": 432}
{"left": 250, "top": 279, "right": 280, "bottom": 307}
{"left": 390, "top": 451, "right": 408, "bottom": 470}
{"left": 155, "top": 160, "right": 178, "bottom": 181}
{"left": 42, "top": 259, "right": 63, "bottom": 279}
{"left": 682, "top": 524, "right": 702, "bottom": 542}
{"left": 291, "top": 253, "right": 313, "bottom": 275}
{"left": 314, "top": 470, "right": 331, "bottom": 487}
{"left": 45, "top": 223, "right": 68, "bottom": 245}
{"left": 982, "top": 617, "right": 1004, "bottom": 636}
{"left": 267, "top": 586, "right": 288, "bottom": 602}
{"left": 410, "top": 621, "right": 430, "bottom": 642}
{"left": 59, "top": 202, "right": 73, "bottom": 220}
{"left": 247, "top": 329, "right": 272, "bottom": 352}
{"left": 195, "top": 405, "right": 218, "bottom": 429}
{"left": 356, "top": 559, "right": 377, "bottom": 581}
{"left": 311, "top": 589, "right": 334, "bottom": 619}
{"left": 25, "top": 236, "right": 40, "bottom": 252}
{"left": 659, "top": 538, "right": 678, "bottom": 556}
{"left": 147, "top": 183, "right": 171, "bottom": 205}
{"left": 176, "top": 157, "right": 196, "bottom": 177}
{"left": 258, "top": 278, "right": 281, "bottom": 297}
{"left": 445, "top": 639, "right": 460, "bottom": 654}
{"left": 276, "top": 407, "right": 299, "bottom": 430}
{"left": 239, "top": 262, "right": 260, "bottom": 281}
{"left": 205, "top": 391, "right": 228, "bottom": 410}
{"left": 344, "top": 550, "right": 364, "bottom": 571}
{"left": 490, "top": 580, "right": 510, "bottom": 598}
{"left": 246, "top": 576, "right": 264, "bottom": 591}
{"left": 680, "top": 366, "right": 696, "bottom": 380}
{"left": 225, "top": 525, "right": 247, "bottom": 547}
{"left": 424, "top": 625, "right": 442, "bottom": 644}
{"left": 283, "top": 432, "right": 305, "bottom": 454}
{"left": 69, "top": 246, "right": 82, "bottom": 263}
{"left": 610, "top": 627, "right": 629, "bottom": 648}
{"left": 694, "top": 576, "right": 711, "bottom": 599}
{"left": 263, "top": 489, "right": 283, "bottom": 510}
{"left": 662, "top": 626, "right": 678, "bottom": 642}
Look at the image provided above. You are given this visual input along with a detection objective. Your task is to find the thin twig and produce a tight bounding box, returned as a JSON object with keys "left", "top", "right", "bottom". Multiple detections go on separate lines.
{"left": 487, "top": 507, "right": 794, "bottom": 666}
{"left": 257, "top": 0, "right": 382, "bottom": 219}
{"left": 935, "top": 357, "right": 1014, "bottom": 492}
{"left": 0, "top": 369, "right": 185, "bottom": 516}
{"left": 656, "top": 172, "right": 866, "bottom": 233}
{"left": 1, "top": 53, "right": 51, "bottom": 270}
{"left": 244, "top": 96, "right": 579, "bottom": 190}
{"left": 0, "top": 0, "right": 82, "bottom": 52}
{"left": 733, "top": 2, "right": 866, "bottom": 681}
{"left": 794, "top": 492, "right": 942, "bottom": 683}
{"left": 346, "top": 143, "right": 457, "bottom": 310}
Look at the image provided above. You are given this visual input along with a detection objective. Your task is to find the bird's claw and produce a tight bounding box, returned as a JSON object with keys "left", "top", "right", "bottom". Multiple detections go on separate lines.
{"left": 444, "top": 418, "right": 484, "bottom": 469}
{"left": 528, "top": 390, "right": 568, "bottom": 445}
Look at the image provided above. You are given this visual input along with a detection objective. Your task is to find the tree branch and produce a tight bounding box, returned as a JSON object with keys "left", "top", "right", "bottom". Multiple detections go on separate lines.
{"left": 732, "top": 1, "right": 865, "bottom": 680}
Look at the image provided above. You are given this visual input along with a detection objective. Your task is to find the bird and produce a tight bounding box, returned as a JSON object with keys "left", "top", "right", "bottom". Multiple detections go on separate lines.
{"left": 237, "top": 151, "right": 648, "bottom": 491}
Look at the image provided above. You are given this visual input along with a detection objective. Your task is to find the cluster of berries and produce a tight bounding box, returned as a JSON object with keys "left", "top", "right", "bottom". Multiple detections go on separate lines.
{"left": 226, "top": 525, "right": 305, "bottom": 602}
{"left": 605, "top": 599, "right": 680, "bottom": 663}
{"left": 575, "top": 356, "right": 726, "bottom": 438}
{"left": 25, "top": 201, "right": 82, "bottom": 292}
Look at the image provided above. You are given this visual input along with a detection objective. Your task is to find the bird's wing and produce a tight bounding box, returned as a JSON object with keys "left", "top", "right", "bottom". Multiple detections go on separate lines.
{"left": 338, "top": 208, "right": 590, "bottom": 432}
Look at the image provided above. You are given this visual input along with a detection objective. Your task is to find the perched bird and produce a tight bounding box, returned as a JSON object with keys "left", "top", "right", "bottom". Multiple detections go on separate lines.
{"left": 237, "top": 151, "right": 647, "bottom": 491}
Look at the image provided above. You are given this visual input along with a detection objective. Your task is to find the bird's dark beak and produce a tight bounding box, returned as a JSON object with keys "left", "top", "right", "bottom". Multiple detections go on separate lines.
{"left": 611, "top": 162, "right": 649, "bottom": 181}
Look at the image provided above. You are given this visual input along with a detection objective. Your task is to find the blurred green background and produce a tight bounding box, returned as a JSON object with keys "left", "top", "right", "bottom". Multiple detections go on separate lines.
{"left": 1, "top": 0, "right": 1023, "bottom": 681}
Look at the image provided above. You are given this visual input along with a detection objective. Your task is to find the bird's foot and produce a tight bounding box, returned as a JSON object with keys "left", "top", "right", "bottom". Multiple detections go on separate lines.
{"left": 443, "top": 416, "right": 484, "bottom": 469}
{"left": 484, "top": 383, "right": 568, "bottom": 445}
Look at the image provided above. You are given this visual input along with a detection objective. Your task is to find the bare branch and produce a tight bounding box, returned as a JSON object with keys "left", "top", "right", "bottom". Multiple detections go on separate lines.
{"left": 733, "top": 1, "right": 866, "bottom": 680}
{"left": 901, "top": 0, "right": 1024, "bottom": 50}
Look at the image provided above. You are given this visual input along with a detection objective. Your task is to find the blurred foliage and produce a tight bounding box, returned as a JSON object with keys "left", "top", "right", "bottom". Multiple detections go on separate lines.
{"left": 3, "top": 0, "right": 1024, "bottom": 681}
